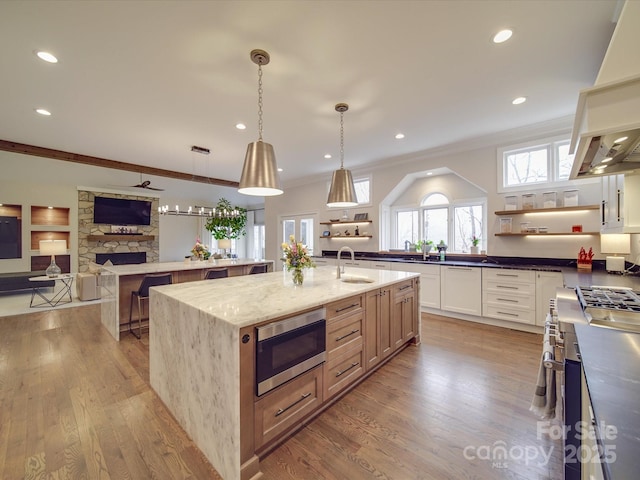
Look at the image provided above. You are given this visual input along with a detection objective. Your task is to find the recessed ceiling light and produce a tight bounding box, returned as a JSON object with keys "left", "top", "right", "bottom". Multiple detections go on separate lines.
{"left": 324, "top": 154, "right": 332, "bottom": 159}
{"left": 493, "top": 29, "right": 513, "bottom": 44}
{"left": 426, "top": 172, "right": 433, "bottom": 176}
{"left": 512, "top": 96, "right": 527, "bottom": 105}
{"left": 235, "top": 123, "right": 246, "bottom": 130}
{"left": 614, "top": 136, "right": 628, "bottom": 143}
{"left": 36, "top": 51, "right": 58, "bottom": 63}
{"left": 277, "top": 168, "right": 283, "bottom": 172}
{"left": 395, "top": 133, "right": 405, "bottom": 139}
{"left": 35, "top": 108, "right": 51, "bottom": 116}
{"left": 602, "top": 157, "right": 613, "bottom": 163}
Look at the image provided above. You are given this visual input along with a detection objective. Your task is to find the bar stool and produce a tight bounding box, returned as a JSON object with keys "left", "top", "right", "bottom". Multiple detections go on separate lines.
{"left": 249, "top": 264, "right": 268, "bottom": 274}
{"left": 205, "top": 268, "right": 228, "bottom": 280}
{"left": 129, "top": 273, "right": 172, "bottom": 339}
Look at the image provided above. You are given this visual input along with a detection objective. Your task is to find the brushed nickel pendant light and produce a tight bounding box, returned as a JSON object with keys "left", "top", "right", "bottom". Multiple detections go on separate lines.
{"left": 238, "top": 49, "right": 283, "bottom": 196}
{"left": 327, "top": 103, "right": 357, "bottom": 207}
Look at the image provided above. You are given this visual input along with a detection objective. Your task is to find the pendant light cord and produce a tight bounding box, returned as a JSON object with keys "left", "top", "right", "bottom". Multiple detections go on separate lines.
{"left": 339, "top": 110, "right": 345, "bottom": 169}
{"left": 257, "top": 64, "right": 263, "bottom": 142}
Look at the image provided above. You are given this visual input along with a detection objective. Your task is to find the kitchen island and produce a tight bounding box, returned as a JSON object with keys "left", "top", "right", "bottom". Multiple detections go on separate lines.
{"left": 149, "top": 266, "right": 420, "bottom": 480}
{"left": 99, "top": 258, "right": 273, "bottom": 340}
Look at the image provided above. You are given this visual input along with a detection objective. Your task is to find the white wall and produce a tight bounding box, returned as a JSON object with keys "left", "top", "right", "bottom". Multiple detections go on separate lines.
{"left": 265, "top": 118, "right": 634, "bottom": 264}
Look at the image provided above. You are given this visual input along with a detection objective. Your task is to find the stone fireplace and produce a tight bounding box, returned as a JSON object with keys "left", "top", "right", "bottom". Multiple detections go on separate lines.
{"left": 78, "top": 190, "right": 159, "bottom": 272}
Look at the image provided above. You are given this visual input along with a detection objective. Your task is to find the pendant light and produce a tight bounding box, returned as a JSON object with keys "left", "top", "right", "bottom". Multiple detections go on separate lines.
{"left": 238, "top": 49, "right": 283, "bottom": 196}
{"left": 327, "top": 103, "right": 357, "bottom": 207}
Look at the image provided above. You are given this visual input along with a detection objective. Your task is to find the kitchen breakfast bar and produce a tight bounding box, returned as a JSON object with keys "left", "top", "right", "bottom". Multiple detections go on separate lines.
{"left": 148, "top": 266, "right": 421, "bottom": 480}
{"left": 99, "top": 258, "right": 273, "bottom": 340}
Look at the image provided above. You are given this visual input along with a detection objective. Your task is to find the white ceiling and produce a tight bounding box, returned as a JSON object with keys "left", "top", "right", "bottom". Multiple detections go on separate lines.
{"left": 0, "top": 0, "right": 619, "bottom": 199}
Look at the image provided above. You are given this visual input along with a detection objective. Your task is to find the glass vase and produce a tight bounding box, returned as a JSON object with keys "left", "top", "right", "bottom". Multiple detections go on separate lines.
{"left": 292, "top": 268, "right": 304, "bottom": 285}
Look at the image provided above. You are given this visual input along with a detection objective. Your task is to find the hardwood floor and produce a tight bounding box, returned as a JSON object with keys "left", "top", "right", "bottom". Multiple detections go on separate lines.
{"left": 0, "top": 306, "right": 562, "bottom": 479}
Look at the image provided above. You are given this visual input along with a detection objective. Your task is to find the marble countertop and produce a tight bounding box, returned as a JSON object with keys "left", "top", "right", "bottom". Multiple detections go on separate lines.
{"left": 101, "top": 258, "right": 272, "bottom": 276}
{"left": 150, "top": 266, "right": 419, "bottom": 328}
{"left": 574, "top": 323, "right": 640, "bottom": 480}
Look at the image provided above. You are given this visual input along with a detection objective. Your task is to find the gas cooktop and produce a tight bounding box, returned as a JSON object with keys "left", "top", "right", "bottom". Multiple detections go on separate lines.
{"left": 576, "top": 286, "right": 640, "bottom": 333}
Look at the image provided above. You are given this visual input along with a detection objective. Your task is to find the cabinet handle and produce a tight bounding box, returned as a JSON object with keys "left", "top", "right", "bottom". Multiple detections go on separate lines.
{"left": 275, "top": 392, "right": 312, "bottom": 417}
{"left": 601, "top": 200, "right": 606, "bottom": 225}
{"left": 616, "top": 189, "right": 622, "bottom": 221}
{"left": 497, "top": 285, "right": 518, "bottom": 290}
{"left": 336, "top": 362, "right": 360, "bottom": 377}
{"left": 336, "top": 329, "right": 360, "bottom": 341}
{"left": 496, "top": 273, "right": 518, "bottom": 277}
{"left": 399, "top": 284, "right": 412, "bottom": 291}
{"left": 449, "top": 267, "right": 473, "bottom": 271}
{"left": 335, "top": 303, "right": 359, "bottom": 313}
{"left": 497, "top": 298, "right": 519, "bottom": 303}
{"left": 497, "top": 311, "right": 519, "bottom": 317}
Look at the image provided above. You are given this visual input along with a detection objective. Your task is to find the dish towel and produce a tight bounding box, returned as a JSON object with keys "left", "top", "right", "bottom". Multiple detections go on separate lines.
{"left": 530, "top": 351, "right": 557, "bottom": 419}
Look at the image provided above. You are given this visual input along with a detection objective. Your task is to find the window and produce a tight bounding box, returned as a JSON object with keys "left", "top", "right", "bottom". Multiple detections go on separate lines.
{"left": 498, "top": 136, "right": 575, "bottom": 190}
{"left": 281, "top": 215, "right": 315, "bottom": 261}
{"left": 392, "top": 193, "right": 485, "bottom": 253}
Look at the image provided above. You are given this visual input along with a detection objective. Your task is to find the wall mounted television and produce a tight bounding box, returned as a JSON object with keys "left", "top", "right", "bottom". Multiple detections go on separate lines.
{"left": 93, "top": 196, "right": 152, "bottom": 226}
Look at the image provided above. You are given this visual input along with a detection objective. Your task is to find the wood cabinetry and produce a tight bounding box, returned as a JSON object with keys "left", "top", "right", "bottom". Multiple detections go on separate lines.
{"left": 364, "top": 287, "right": 392, "bottom": 370}
{"left": 324, "top": 294, "right": 365, "bottom": 400}
{"left": 482, "top": 269, "right": 536, "bottom": 325}
{"left": 440, "top": 266, "right": 482, "bottom": 316}
{"left": 254, "top": 365, "right": 323, "bottom": 449}
{"left": 392, "top": 279, "right": 417, "bottom": 349}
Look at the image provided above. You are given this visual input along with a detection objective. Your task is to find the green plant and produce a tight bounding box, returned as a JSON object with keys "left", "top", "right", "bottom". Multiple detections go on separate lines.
{"left": 471, "top": 236, "right": 480, "bottom": 246}
{"left": 204, "top": 198, "right": 247, "bottom": 240}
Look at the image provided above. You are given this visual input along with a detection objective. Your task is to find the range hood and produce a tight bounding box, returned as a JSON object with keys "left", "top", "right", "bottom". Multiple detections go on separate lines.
{"left": 569, "top": 73, "right": 640, "bottom": 179}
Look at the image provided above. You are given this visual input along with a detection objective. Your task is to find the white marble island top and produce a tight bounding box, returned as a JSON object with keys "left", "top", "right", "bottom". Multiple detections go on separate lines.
{"left": 151, "top": 265, "right": 419, "bottom": 328}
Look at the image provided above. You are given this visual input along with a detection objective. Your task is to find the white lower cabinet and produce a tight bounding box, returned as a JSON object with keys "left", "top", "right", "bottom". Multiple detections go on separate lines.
{"left": 482, "top": 268, "right": 536, "bottom": 325}
{"left": 312, "top": 257, "right": 335, "bottom": 267}
{"left": 535, "top": 271, "right": 564, "bottom": 326}
{"left": 440, "top": 266, "right": 482, "bottom": 316}
{"left": 390, "top": 262, "right": 440, "bottom": 309}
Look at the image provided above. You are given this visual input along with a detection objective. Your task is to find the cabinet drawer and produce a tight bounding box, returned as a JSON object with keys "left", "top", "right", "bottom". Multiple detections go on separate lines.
{"left": 483, "top": 304, "right": 536, "bottom": 325}
{"left": 325, "top": 346, "right": 364, "bottom": 399}
{"left": 393, "top": 279, "right": 414, "bottom": 299}
{"left": 484, "top": 279, "right": 535, "bottom": 296}
{"left": 484, "top": 291, "right": 536, "bottom": 309}
{"left": 483, "top": 269, "right": 535, "bottom": 284}
{"left": 325, "top": 294, "right": 364, "bottom": 321}
{"left": 326, "top": 312, "right": 363, "bottom": 358}
{"left": 254, "top": 365, "right": 323, "bottom": 448}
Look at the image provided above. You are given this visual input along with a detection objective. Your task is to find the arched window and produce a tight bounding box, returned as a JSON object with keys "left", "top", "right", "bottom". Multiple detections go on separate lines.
{"left": 421, "top": 193, "right": 449, "bottom": 206}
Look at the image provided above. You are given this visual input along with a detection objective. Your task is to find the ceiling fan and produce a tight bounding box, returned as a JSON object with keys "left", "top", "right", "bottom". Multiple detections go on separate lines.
{"left": 130, "top": 179, "right": 164, "bottom": 191}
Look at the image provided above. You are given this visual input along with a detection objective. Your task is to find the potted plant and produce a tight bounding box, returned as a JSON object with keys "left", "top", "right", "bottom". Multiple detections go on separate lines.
{"left": 205, "top": 198, "right": 248, "bottom": 243}
{"left": 470, "top": 236, "right": 480, "bottom": 254}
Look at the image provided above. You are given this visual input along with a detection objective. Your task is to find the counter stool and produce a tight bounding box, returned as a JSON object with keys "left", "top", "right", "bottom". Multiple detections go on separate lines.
{"left": 249, "top": 264, "right": 268, "bottom": 274}
{"left": 129, "top": 273, "right": 172, "bottom": 339}
{"left": 205, "top": 268, "right": 228, "bottom": 280}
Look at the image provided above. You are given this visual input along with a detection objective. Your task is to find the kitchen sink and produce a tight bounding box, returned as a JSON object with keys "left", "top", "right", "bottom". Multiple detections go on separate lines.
{"left": 340, "top": 276, "right": 375, "bottom": 284}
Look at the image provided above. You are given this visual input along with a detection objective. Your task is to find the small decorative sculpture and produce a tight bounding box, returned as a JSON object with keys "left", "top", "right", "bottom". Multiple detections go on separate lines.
{"left": 355, "top": 226, "right": 360, "bottom": 236}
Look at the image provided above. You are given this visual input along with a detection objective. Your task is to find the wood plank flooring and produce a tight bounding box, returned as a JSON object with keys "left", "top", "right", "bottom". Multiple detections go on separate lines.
{"left": 0, "top": 306, "right": 562, "bottom": 479}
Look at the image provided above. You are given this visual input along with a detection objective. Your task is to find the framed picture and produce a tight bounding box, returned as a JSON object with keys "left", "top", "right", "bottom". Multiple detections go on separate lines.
{"left": 354, "top": 213, "right": 368, "bottom": 221}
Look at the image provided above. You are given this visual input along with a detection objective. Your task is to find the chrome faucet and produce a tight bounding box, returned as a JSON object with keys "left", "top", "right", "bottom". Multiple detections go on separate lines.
{"left": 336, "top": 246, "right": 355, "bottom": 279}
{"left": 404, "top": 240, "right": 412, "bottom": 251}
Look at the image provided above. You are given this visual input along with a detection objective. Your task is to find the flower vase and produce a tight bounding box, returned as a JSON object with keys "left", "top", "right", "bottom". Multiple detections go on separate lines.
{"left": 292, "top": 268, "right": 304, "bottom": 285}
{"left": 470, "top": 246, "right": 480, "bottom": 254}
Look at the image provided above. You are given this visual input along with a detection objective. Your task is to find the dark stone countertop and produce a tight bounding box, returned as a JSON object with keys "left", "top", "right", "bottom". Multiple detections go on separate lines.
{"left": 574, "top": 323, "right": 640, "bottom": 480}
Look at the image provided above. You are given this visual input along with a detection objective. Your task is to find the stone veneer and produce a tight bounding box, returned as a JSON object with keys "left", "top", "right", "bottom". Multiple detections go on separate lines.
{"left": 78, "top": 190, "right": 159, "bottom": 272}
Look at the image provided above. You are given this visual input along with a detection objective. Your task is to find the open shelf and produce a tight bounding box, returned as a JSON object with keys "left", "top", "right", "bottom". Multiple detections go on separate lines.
{"left": 320, "top": 220, "right": 373, "bottom": 225}
{"left": 494, "top": 205, "right": 599, "bottom": 215}
{"left": 320, "top": 235, "right": 373, "bottom": 239}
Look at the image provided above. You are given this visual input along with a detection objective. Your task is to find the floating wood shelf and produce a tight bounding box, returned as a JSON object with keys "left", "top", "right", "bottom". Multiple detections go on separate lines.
{"left": 320, "top": 235, "right": 373, "bottom": 239}
{"left": 87, "top": 234, "right": 155, "bottom": 242}
{"left": 494, "top": 205, "right": 599, "bottom": 215}
{"left": 320, "top": 220, "right": 373, "bottom": 225}
{"left": 495, "top": 232, "right": 599, "bottom": 237}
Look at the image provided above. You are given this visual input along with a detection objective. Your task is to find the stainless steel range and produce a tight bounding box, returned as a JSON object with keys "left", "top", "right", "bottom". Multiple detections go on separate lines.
{"left": 576, "top": 285, "right": 640, "bottom": 333}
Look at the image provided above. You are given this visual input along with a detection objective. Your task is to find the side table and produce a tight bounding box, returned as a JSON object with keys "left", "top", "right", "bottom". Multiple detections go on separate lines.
{"left": 28, "top": 274, "right": 74, "bottom": 308}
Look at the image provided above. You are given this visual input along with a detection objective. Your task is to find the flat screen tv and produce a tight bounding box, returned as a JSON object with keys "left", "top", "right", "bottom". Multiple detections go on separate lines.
{"left": 93, "top": 196, "right": 152, "bottom": 225}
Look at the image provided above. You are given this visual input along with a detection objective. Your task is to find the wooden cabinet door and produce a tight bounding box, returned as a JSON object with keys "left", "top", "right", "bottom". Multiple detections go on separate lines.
{"left": 379, "top": 287, "right": 392, "bottom": 359}
{"left": 365, "top": 287, "right": 392, "bottom": 368}
{"left": 401, "top": 288, "right": 417, "bottom": 342}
